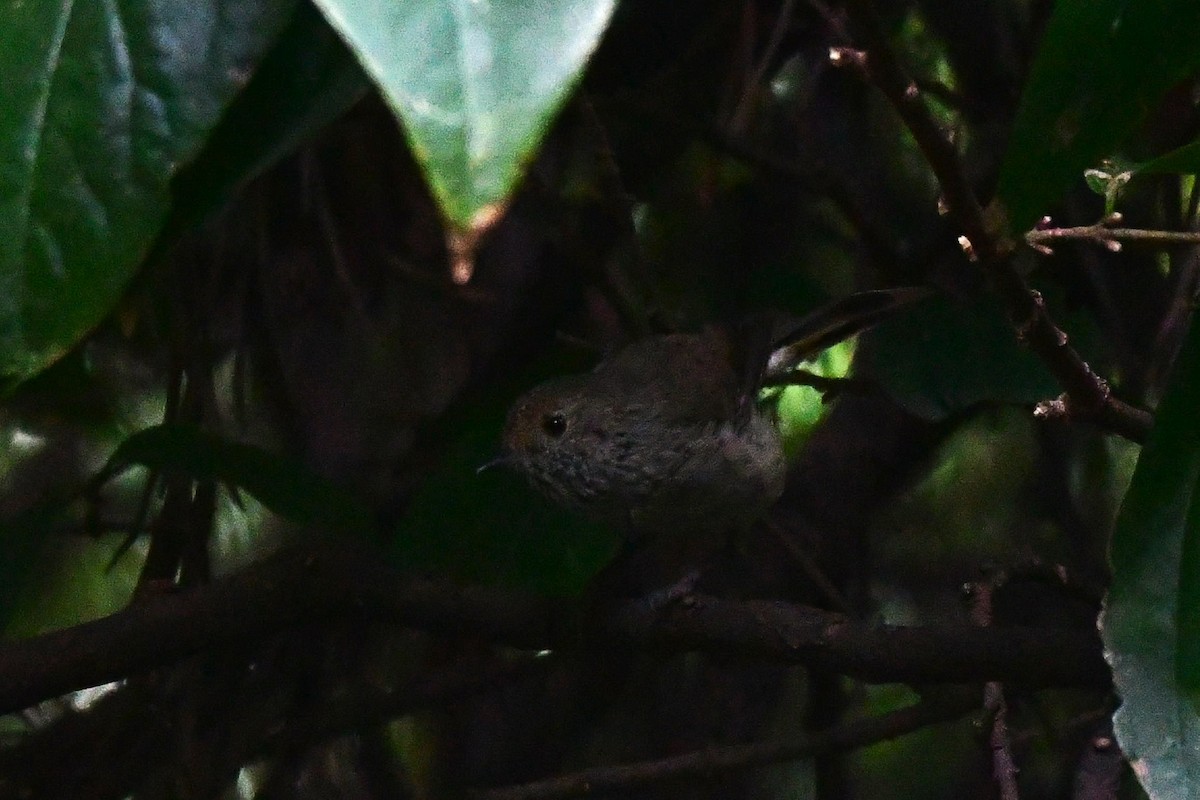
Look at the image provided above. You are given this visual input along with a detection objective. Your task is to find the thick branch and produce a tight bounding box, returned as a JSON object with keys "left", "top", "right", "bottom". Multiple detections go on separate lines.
{"left": 0, "top": 542, "right": 563, "bottom": 716}
{"left": 602, "top": 593, "right": 1106, "bottom": 686}
{"left": 840, "top": 0, "right": 1153, "bottom": 443}
{"left": 0, "top": 542, "right": 1109, "bottom": 715}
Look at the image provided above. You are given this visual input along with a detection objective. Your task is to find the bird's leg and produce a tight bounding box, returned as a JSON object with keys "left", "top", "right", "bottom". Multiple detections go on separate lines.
{"left": 642, "top": 567, "right": 704, "bottom": 610}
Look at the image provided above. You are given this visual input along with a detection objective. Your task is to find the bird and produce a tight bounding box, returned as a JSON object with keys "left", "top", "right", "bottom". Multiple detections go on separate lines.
{"left": 496, "top": 287, "right": 929, "bottom": 596}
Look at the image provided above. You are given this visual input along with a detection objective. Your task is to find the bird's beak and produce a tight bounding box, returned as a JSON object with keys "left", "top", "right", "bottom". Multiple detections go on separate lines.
{"left": 477, "top": 452, "right": 513, "bottom": 474}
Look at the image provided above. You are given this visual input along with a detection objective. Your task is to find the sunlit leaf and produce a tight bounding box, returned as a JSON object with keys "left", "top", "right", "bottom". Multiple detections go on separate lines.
{"left": 309, "top": 0, "right": 617, "bottom": 234}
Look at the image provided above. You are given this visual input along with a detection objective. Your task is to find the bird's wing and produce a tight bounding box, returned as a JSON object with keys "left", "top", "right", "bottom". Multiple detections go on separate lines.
{"left": 765, "top": 287, "right": 931, "bottom": 378}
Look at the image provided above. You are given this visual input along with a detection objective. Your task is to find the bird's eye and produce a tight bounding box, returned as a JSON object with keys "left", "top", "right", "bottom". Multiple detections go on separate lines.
{"left": 541, "top": 412, "right": 567, "bottom": 438}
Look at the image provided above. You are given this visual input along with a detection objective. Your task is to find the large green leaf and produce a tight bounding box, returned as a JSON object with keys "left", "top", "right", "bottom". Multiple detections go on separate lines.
{"left": 165, "top": 1, "right": 370, "bottom": 231}
{"left": 1137, "top": 138, "right": 1200, "bottom": 176}
{"left": 0, "top": 0, "right": 296, "bottom": 387}
{"left": 996, "top": 0, "right": 1200, "bottom": 232}
{"left": 861, "top": 291, "right": 1058, "bottom": 420}
{"left": 1103, "top": 313, "right": 1200, "bottom": 799}
{"left": 310, "top": 0, "right": 617, "bottom": 234}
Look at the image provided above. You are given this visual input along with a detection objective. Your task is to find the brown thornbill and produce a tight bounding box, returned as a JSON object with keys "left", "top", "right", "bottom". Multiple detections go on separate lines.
{"left": 496, "top": 288, "right": 929, "bottom": 592}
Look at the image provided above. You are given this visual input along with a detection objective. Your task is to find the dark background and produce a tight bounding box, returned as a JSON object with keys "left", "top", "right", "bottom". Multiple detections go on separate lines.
{"left": 4, "top": 0, "right": 1200, "bottom": 797}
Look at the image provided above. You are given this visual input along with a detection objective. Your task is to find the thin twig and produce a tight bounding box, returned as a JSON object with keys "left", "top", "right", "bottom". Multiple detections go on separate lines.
{"left": 1071, "top": 718, "right": 1123, "bottom": 800}
{"left": 968, "top": 575, "right": 1021, "bottom": 800}
{"left": 839, "top": 0, "right": 993, "bottom": 258}
{"left": 764, "top": 519, "right": 851, "bottom": 612}
{"left": 703, "top": 126, "right": 898, "bottom": 260}
{"left": 473, "top": 689, "right": 978, "bottom": 799}
{"left": 729, "top": 0, "right": 798, "bottom": 133}
{"left": 1026, "top": 224, "right": 1200, "bottom": 251}
{"left": 574, "top": 94, "right": 654, "bottom": 337}
{"left": 260, "top": 655, "right": 556, "bottom": 761}
{"left": 1145, "top": 244, "right": 1200, "bottom": 391}
{"left": 984, "top": 682, "right": 1021, "bottom": 800}
{"left": 838, "top": 0, "right": 1153, "bottom": 443}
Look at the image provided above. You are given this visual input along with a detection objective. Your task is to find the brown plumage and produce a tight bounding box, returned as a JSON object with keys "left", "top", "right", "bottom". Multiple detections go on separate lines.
{"left": 500, "top": 288, "right": 929, "bottom": 545}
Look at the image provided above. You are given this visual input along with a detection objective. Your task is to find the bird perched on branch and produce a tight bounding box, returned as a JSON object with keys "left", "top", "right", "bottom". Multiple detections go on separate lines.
{"left": 496, "top": 287, "right": 930, "bottom": 595}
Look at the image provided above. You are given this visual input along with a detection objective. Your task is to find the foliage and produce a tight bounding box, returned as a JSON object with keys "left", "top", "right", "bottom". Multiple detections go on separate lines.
{"left": 1105, "top": 316, "right": 1200, "bottom": 799}
{"left": 3, "top": 0, "right": 1200, "bottom": 797}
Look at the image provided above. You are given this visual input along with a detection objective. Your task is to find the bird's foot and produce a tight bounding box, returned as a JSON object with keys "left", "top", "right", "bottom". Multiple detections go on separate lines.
{"left": 643, "top": 568, "right": 703, "bottom": 611}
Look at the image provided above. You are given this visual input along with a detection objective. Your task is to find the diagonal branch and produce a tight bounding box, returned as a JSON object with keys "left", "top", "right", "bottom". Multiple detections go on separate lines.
{"left": 474, "top": 688, "right": 979, "bottom": 799}
{"left": 839, "top": 0, "right": 1153, "bottom": 443}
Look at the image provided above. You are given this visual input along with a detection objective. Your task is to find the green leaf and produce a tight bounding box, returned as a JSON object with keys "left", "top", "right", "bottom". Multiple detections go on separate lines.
{"left": 165, "top": 2, "right": 370, "bottom": 231}
{"left": 2, "top": 533, "right": 141, "bottom": 639}
{"left": 0, "top": 501, "right": 68, "bottom": 632}
{"left": 97, "top": 424, "right": 375, "bottom": 537}
{"left": 1084, "top": 169, "right": 1113, "bottom": 197}
{"left": 860, "top": 292, "right": 1058, "bottom": 420}
{"left": 1137, "top": 138, "right": 1200, "bottom": 176}
{"left": 1103, "top": 314, "right": 1200, "bottom": 798}
{"left": 0, "top": 0, "right": 297, "bottom": 387}
{"left": 996, "top": 0, "right": 1200, "bottom": 232}
{"left": 310, "top": 0, "right": 617, "bottom": 232}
